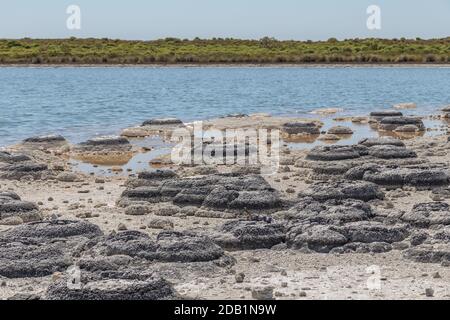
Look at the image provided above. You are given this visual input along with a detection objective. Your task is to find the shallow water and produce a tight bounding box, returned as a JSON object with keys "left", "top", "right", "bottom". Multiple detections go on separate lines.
{"left": 1, "top": 66, "right": 449, "bottom": 147}
{"left": 68, "top": 117, "right": 448, "bottom": 177}
{"left": 70, "top": 136, "right": 175, "bottom": 177}
{"left": 288, "top": 117, "right": 447, "bottom": 150}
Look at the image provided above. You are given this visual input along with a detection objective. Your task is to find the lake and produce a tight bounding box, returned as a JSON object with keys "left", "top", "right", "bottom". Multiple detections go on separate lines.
{"left": 0, "top": 66, "right": 449, "bottom": 147}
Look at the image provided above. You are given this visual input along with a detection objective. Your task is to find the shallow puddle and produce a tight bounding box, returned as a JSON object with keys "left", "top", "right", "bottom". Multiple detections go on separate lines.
{"left": 71, "top": 136, "right": 175, "bottom": 177}
{"left": 288, "top": 117, "right": 447, "bottom": 150}
{"left": 70, "top": 118, "right": 448, "bottom": 176}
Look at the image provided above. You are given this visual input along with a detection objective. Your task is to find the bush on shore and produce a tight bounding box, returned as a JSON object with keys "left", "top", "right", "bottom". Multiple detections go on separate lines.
{"left": 0, "top": 37, "right": 449, "bottom": 65}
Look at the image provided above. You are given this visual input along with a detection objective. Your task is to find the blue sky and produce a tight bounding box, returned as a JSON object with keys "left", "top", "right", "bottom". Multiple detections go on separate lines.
{"left": 0, "top": 0, "right": 449, "bottom": 40}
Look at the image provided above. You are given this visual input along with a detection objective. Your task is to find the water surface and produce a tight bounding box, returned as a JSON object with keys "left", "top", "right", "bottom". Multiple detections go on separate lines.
{"left": 0, "top": 66, "right": 449, "bottom": 146}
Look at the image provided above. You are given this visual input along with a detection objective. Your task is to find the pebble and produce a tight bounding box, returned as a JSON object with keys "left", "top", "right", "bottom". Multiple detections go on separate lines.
{"left": 251, "top": 287, "right": 274, "bottom": 300}
{"left": 235, "top": 273, "right": 245, "bottom": 283}
{"left": 117, "top": 223, "right": 127, "bottom": 231}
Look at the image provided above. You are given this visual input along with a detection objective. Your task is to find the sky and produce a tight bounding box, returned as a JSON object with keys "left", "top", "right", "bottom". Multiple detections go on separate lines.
{"left": 0, "top": 0, "right": 449, "bottom": 40}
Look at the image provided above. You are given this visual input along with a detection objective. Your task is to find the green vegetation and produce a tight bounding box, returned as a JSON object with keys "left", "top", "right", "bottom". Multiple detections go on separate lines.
{"left": 0, "top": 37, "right": 449, "bottom": 65}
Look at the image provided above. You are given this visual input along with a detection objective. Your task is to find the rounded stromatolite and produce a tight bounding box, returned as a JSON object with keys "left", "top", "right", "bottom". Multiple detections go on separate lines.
{"left": 362, "top": 168, "right": 449, "bottom": 189}
{"left": 358, "top": 137, "right": 405, "bottom": 148}
{"left": 0, "top": 219, "right": 103, "bottom": 242}
{"left": 0, "top": 192, "right": 41, "bottom": 223}
{"left": 367, "top": 145, "right": 417, "bottom": 159}
{"left": 327, "top": 126, "right": 353, "bottom": 135}
{"left": 76, "top": 136, "right": 131, "bottom": 150}
{"left": 211, "top": 220, "right": 286, "bottom": 250}
{"left": 142, "top": 118, "right": 183, "bottom": 126}
{"left": 299, "top": 181, "right": 384, "bottom": 202}
{"left": 282, "top": 122, "right": 320, "bottom": 135}
{"left": 0, "top": 162, "right": 49, "bottom": 180}
{"left": 369, "top": 111, "right": 403, "bottom": 121}
{"left": 96, "top": 230, "right": 225, "bottom": 263}
{"left": 401, "top": 202, "right": 450, "bottom": 227}
{"left": 378, "top": 117, "right": 425, "bottom": 131}
{"left": 0, "top": 151, "right": 31, "bottom": 164}
{"left": 46, "top": 274, "right": 176, "bottom": 300}
{"left": 120, "top": 174, "right": 283, "bottom": 213}
{"left": 306, "top": 145, "right": 368, "bottom": 161}
{"left": 283, "top": 198, "right": 374, "bottom": 225}
{"left": 0, "top": 241, "right": 72, "bottom": 278}
{"left": 22, "top": 135, "right": 67, "bottom": 144}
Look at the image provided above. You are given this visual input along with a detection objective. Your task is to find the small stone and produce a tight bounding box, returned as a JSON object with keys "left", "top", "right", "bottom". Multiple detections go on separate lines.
{"left": 68, "top": 203, "right": 80, "bottom": 210}
{"left": 0, "top": 216, "right": 24, "bottom": 226}
{"left": 148, "top": 218, "right": 174, "bottom": 230}
{"left": 56, "top": 172, "right": 79, "bottom": 183}
{"left": 327, "top": 126, "right": 353, "bottom": 135}
{"left": 251, "top": 287, "right": 274, "bottom": 300}
{"left": 431, "top": 194, "right": 445, "bottom": 202}
{"left": 48, "top": 197, "right": 54, "bottom": 201}
{"left": 117, "top": 223, "right": 127, "bottom": 231}
{"left": 52, "top": 272, "right": 62, "bottom": 282}
{"left": 385, "top": 201, "right": 394, "bottom": 209}
{"left": 235, "top": 273, "right": 245, "bottom": 283}
{"left": 425, "top": 288, "right": 434, "bottom": 297}
{"left": 299, "top": 291, "right": 307, "bottom": 297}
{"left": 125, "top": 205, "right": 150, "bottom": 216}
{"left": 432, "top": 272, "right": 441, "bottom": 279}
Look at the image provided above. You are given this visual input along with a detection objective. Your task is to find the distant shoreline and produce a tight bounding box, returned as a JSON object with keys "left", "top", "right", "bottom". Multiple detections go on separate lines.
{"left": 1, "top": 63, "right": 450, "bottom": 68}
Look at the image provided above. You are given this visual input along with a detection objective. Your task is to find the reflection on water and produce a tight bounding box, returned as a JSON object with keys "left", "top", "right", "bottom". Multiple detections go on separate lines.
{"left": 1, "top": 67, "right": 450, "bottom": 147}
{"left": 71, "top": 118, "right": 449, "bottom": 176}
{"left": 71, "top": 152, "right": 134, "bottom": 166}
{"left": 288, "top": 117, "right": 447, "bottom": 150}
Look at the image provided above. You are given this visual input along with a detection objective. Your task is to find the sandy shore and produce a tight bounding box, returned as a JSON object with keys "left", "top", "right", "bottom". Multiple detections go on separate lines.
{"left": 1, "top": 112, "right": 450, "bottom": 300}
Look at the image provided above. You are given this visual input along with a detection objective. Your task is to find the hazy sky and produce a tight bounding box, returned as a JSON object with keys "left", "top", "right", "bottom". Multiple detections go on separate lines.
{"left": 0, "top": 0, "right": 449, "bottom": 40}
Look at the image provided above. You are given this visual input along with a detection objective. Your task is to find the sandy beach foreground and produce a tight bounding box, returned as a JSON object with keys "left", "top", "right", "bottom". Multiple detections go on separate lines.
{"left": 1, "top": 111, "right": 450, "bottom": 300}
